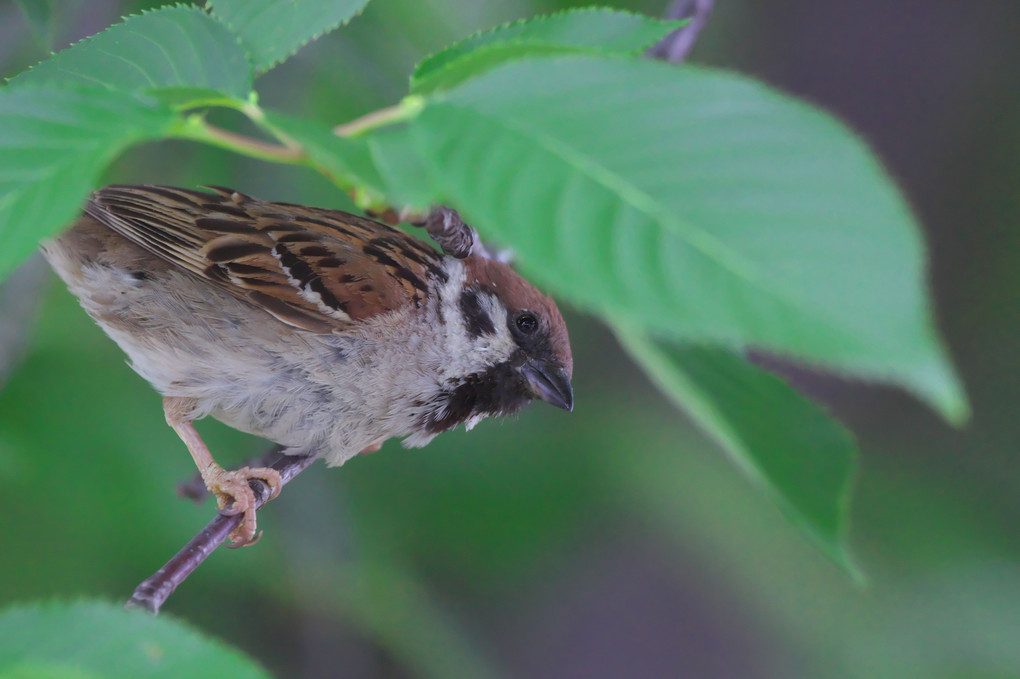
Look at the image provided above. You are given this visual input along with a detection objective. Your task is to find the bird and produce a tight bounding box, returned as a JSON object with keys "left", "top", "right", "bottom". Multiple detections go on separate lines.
{"left": 41, "top": 185, "right": 573, "bottom": 546}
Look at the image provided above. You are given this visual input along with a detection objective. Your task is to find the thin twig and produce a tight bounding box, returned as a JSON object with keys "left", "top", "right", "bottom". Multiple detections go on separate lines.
{"left": 646, "top": 0, "right": 715, "bottom": 63}
{"left": 126, "top": 449, "right": 317, "bottom": 615}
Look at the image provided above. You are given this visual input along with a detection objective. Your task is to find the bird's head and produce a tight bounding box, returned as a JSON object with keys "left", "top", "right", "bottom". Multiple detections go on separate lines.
{"left": 421, "top": 255, "right": 573, "bottom": 435}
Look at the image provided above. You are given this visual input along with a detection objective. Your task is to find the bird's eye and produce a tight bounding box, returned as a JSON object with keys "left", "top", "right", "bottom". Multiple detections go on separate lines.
{"left": 515, "top": 312, "right": 539, "bottom": 335}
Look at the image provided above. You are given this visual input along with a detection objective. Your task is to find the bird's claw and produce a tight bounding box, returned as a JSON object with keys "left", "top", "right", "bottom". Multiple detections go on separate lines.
{"left": 206, "top": 465, "right": 281, "bottom": 547}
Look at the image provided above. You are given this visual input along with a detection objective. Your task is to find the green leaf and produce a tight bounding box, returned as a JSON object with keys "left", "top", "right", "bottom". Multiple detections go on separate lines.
{"left": 264, "top": 111, "right": 387, "bottom": 201}
{"left": 410, "top": 8, "right": 682, "bottom": 95}
{"left": 209, "top": 0, "right": 371, "bottom": 73}
{"left": 370, "top": 56, "right": 966, "bottom": 421}
{"left": 0, "top": 85, "right": 179, "bottom": 280}
{"left": 616, "top": 330, "right": 862, "bottom": 578}
{"left": 0, "top": 600, "right": 270, "bottom": 678}
{"left": 0, "top": 660, "right": 103, "bottom": 679}
{"left": 7, "top": 6, "right": 252, "bottom": 106}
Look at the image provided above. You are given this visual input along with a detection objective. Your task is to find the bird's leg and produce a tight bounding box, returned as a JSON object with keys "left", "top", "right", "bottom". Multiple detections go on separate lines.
{"left": 408, "top": 206, "right": 478, "bottom": 259}
{"left": 163, "top": 397, "right": 281, "bottom": 547}
{"left": 358, "top": 441, "right": 384, "bottom": 455}
{"left": 407, "top": 206, "right": 514, "bottom": 264}
{"left": 363, "top": 202, "right": 503, "bottom": 261}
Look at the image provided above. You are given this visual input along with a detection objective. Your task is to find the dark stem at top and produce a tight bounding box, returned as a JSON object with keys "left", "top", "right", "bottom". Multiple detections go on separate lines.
{"left": 647, "top": 0, "right": 716, "bottom": 63}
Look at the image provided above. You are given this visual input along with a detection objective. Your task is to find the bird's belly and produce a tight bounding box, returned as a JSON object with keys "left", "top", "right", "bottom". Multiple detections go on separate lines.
{"left": 48, "top": 245, "right": 404, "bottom": 462}
{"left": 103, "top": 293, "right": 404, "bottom": 462}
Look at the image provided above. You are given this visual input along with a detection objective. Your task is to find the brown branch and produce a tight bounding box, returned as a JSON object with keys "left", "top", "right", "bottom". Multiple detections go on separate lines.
{"left": 647, "top": 0, "right": 716, "bottom": 63}
{"left": 126, "top": 448, "right": 317, "bottom": 615}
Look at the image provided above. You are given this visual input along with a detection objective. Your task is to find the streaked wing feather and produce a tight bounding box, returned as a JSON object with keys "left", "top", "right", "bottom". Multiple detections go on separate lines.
{"left": 85, "top": 185, "right": 448, "bottom": 332}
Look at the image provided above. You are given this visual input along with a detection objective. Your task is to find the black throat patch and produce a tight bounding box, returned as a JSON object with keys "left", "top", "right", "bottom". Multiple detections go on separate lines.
{"left": 421, "top": 359, "right": 531, "bottom": 434}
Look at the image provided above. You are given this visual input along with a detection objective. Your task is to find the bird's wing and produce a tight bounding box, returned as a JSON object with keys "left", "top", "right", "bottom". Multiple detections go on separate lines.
{"left": 85, "top": 185, "right": 449, "bottom": 333}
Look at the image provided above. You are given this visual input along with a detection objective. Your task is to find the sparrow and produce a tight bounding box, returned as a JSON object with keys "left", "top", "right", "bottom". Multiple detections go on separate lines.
{"left": 41, "top": 185, "right": 573, "bottom": 545}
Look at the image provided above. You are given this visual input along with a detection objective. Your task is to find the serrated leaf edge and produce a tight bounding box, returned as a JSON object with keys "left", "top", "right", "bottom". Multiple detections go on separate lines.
{"left": 413, "top": 6, "right": 680, "bottom": 81}
{"left": 417, "top": 55, "right": 967, "bottom": 420}
{"left": 209, "top": 0, "right": 371, "bottom": 74}
{"left": 5, "top": 4, "right": 255, "bottom": 98}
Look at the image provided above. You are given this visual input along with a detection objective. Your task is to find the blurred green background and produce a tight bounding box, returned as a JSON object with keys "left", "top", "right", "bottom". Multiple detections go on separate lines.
{"left": 2, "top": 1, "right": 1019, "bottom": 677}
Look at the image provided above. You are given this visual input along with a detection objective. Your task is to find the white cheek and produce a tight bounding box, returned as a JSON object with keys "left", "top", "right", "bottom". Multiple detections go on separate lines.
{"left": 480, "top": 295, "right": 517, "bottom": 358}
{"left": 432, "top": 260, "right": 517, "bottom": 377}
{"left": 444, "top": 295, "right": 516, "bottom": 377}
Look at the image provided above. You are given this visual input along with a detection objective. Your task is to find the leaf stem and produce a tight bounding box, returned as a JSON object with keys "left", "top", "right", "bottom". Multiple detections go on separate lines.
{"left": 168, "top": 96, "right": 423, "bottom": 212}
{"left": 333, "top": 96, "right": 425, "bottom": 137}
{"left": 175, "top": 114, "right": 306, "bottom": 164}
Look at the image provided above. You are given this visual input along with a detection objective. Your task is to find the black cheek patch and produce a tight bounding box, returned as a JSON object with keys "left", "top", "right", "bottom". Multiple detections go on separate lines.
{"left": 459, "top": 289, "right": 496, "bottom": 338}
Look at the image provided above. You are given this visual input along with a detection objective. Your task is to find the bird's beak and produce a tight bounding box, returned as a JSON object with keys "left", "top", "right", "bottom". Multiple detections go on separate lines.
{"left": 522, "top": 361, "right": 573, "bottom": 412}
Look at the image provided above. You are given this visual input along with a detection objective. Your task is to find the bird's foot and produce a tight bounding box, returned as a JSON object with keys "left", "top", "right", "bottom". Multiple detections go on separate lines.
{"left": 206, "top": 465, "right": 281, "bottom": 547}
